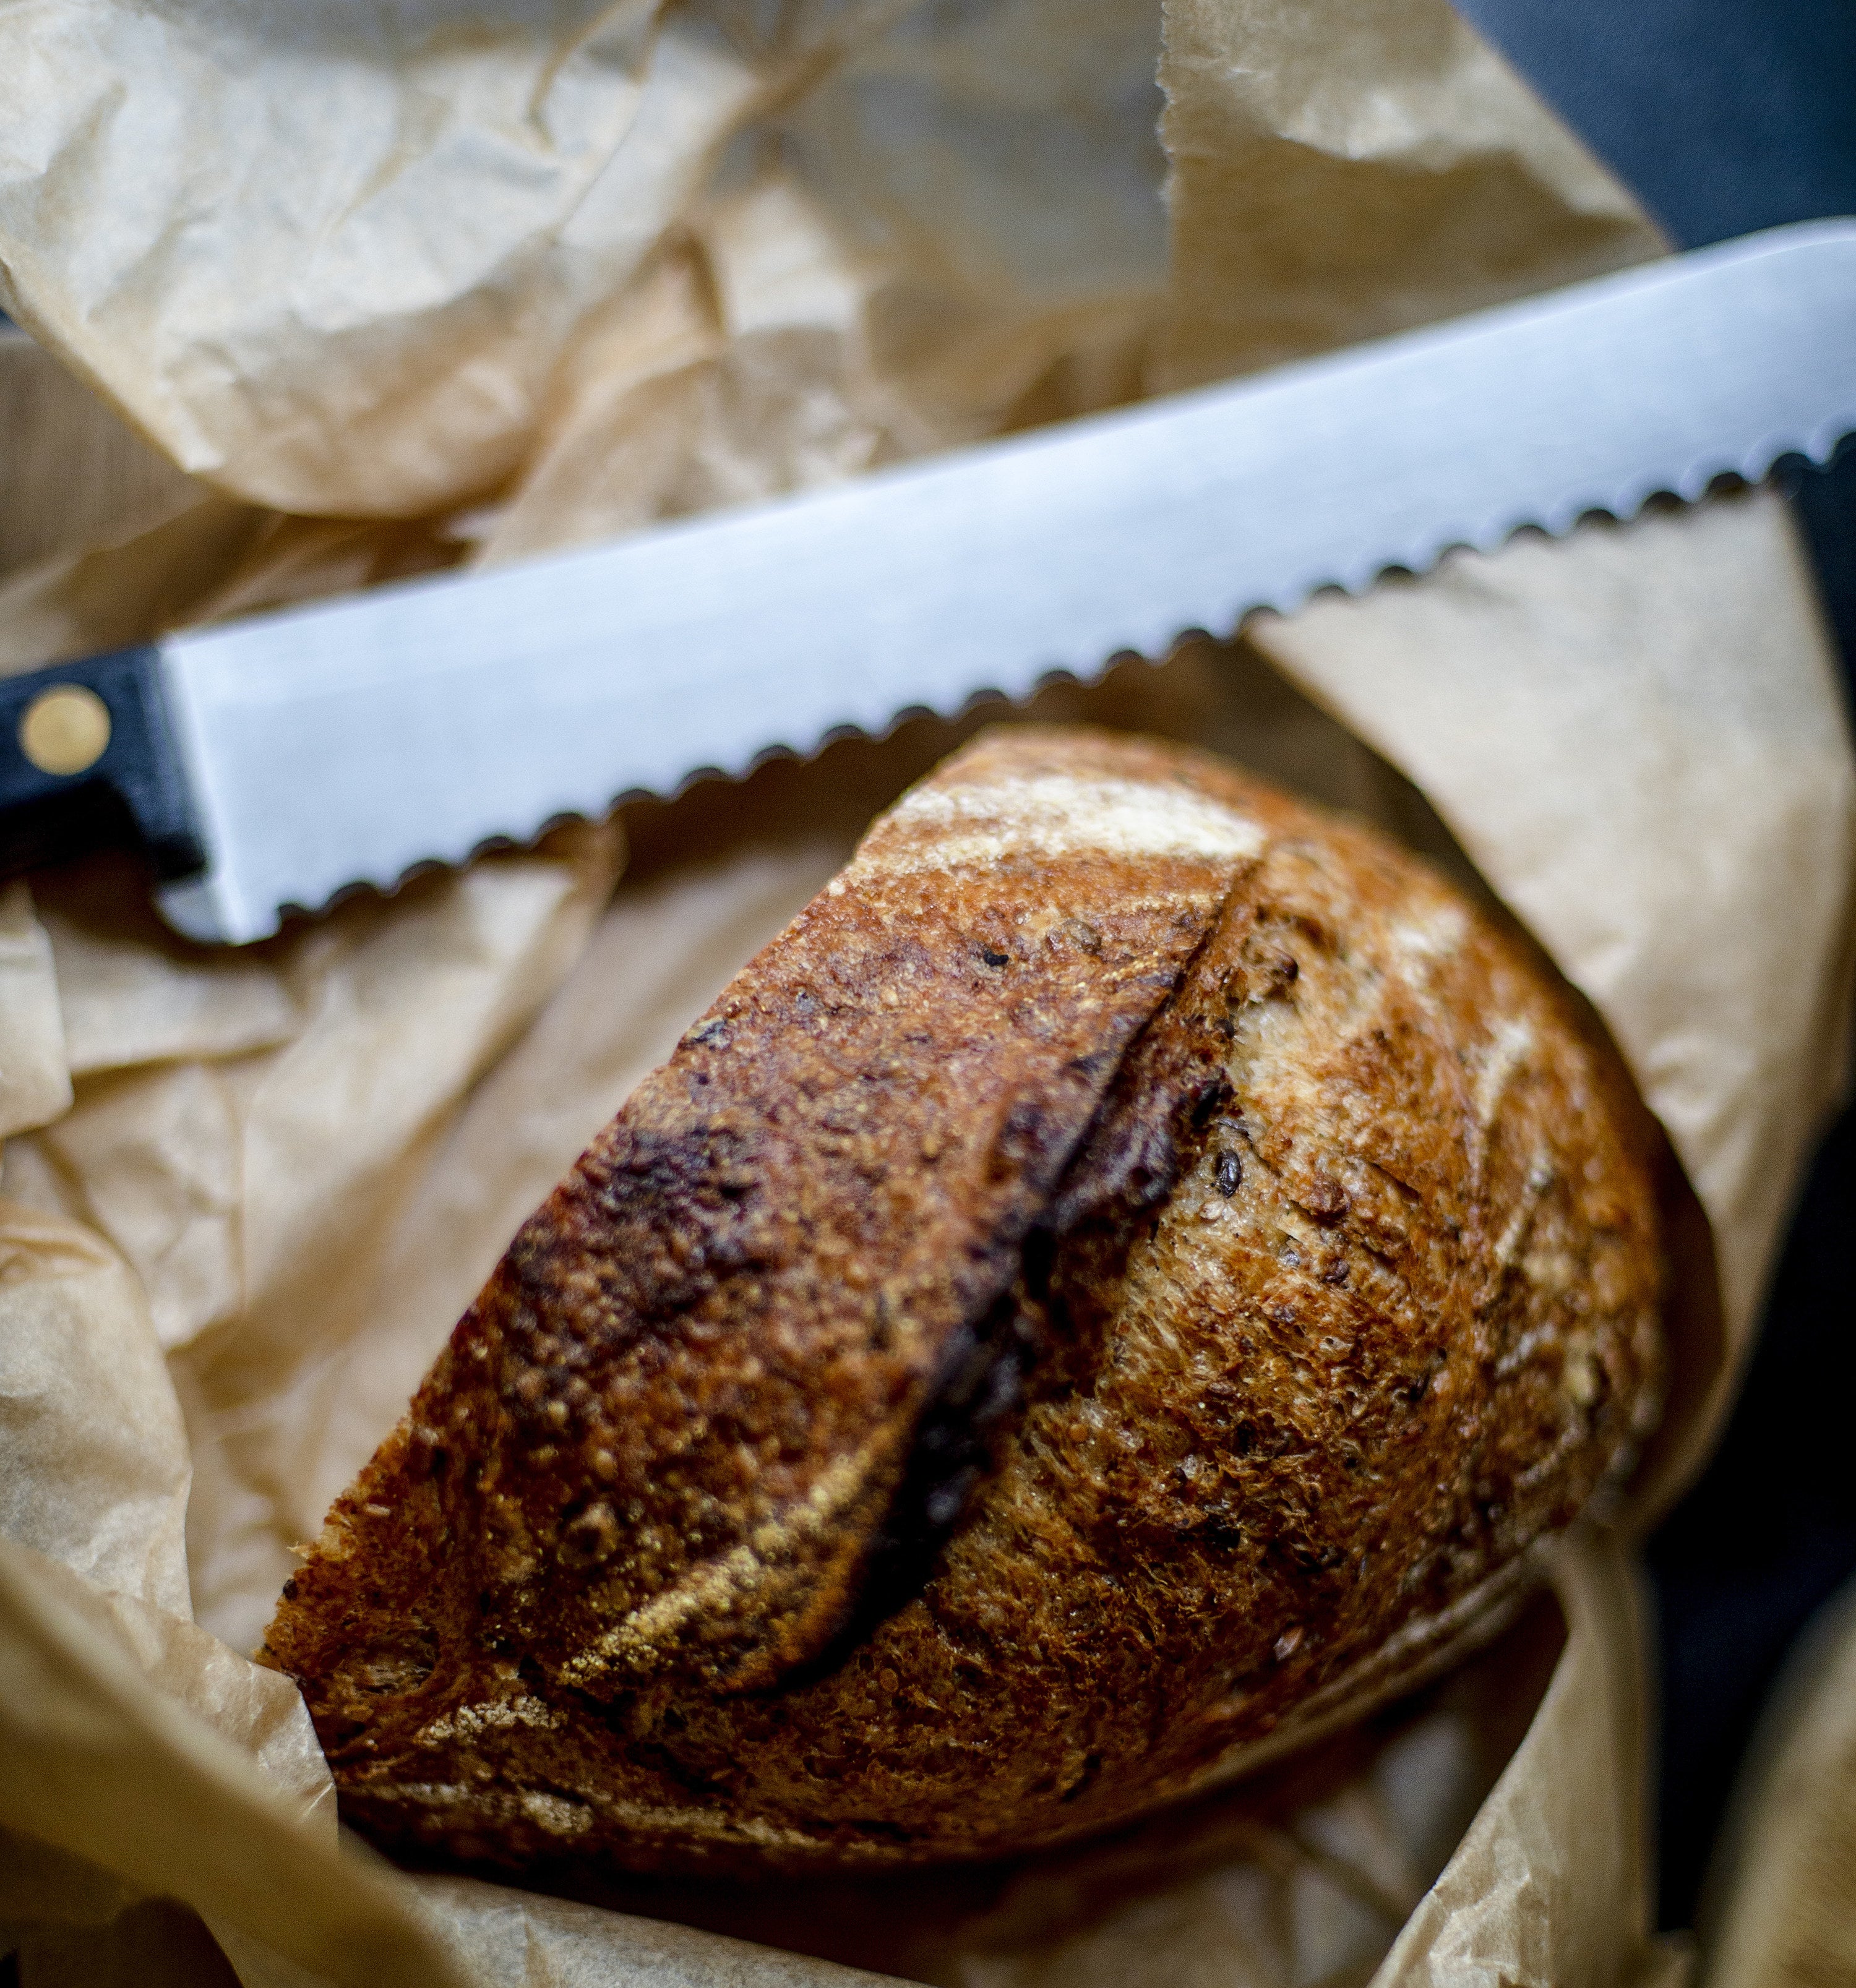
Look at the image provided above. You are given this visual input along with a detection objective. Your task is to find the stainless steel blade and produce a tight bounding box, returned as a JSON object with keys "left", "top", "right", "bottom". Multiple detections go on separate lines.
{"left": 155, "top": 218, "right": 1856, "bottom": 944}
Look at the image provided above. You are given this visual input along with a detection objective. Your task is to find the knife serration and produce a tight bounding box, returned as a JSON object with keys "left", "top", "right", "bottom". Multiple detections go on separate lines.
{"left": 153, "top": 219, "right": 1856, "bottom": 944}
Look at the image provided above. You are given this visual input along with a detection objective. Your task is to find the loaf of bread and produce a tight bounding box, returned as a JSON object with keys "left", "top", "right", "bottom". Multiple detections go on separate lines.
{"left": 262, "top": 726, "right": 1664, "bottom": 1877}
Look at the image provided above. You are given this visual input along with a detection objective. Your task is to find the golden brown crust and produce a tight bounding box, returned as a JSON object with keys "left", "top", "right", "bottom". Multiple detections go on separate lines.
{"left": 262, "top": 726, "right": 1663, "bottom": 1876}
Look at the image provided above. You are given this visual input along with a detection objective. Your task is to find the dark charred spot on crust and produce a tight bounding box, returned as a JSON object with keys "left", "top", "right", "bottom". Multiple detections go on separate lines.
{"left": 801, "top": 1279, "right": 1044, "bottom": 1672}
{"left": 1052, "top": 1082, "right": 1200, "bottom": 1232}
{"left": 1050, "top": 875, "right": 1261, "bottom": 1254}
{"left": 538, "top": 1123, "right": 780, "bottom": 1335}
{"left": 978, "top": 946, "right": 1010, "bottom": 969}
{"left": 1047, "top": 931, "right": 1242, "bottom": 1233}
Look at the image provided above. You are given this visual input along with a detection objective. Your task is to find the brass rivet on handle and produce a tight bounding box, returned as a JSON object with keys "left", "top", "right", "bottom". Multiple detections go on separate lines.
{"left": 19, "top": 684, "right": 111, "bottom": 777}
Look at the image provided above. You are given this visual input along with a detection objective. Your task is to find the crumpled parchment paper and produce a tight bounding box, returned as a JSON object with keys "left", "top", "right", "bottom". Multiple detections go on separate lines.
{"left": 1, "top": 1, "right": 1852, "bottom": 1983}
{"left": 1698, "top": 1570, "right": 1856, "bottom": 1988}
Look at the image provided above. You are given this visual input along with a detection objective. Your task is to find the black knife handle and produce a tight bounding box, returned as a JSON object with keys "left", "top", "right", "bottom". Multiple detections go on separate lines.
{"left": 0, "top": 646, "right": 205, "bottom": 883}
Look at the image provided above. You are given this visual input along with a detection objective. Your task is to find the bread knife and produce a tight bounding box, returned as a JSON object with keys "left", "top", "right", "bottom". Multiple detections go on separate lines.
{"left": 2, "top": 217, "right": 1852, "bottom": 946}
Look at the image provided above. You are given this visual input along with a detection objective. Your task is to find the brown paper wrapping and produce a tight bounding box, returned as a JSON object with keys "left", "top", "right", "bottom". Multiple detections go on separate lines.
{"left": 1698, "top": 1573, "right": 1856, "bottom": 1988}
{"left": 1, "top": 2, "right": 1852, "bottom": 1983}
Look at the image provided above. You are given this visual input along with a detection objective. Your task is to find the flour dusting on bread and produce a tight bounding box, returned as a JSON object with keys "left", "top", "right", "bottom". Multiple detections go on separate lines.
{"left": 862, "top": 769, "right": 1268, "bottom": 873}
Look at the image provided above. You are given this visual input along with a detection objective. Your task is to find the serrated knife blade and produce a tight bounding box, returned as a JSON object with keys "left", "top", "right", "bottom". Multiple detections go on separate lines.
{"left": 6, "top": 219, "right": 1854, "bottom": 945}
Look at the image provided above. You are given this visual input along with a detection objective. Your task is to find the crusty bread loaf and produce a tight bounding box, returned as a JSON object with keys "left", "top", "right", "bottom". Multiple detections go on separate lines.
{"left": 262, "top": 726, "right": 1663, "bottom": 1876}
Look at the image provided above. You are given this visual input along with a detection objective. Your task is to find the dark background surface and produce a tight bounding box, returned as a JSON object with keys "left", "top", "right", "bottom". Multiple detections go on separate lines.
{"left": 1452, "top": 0, "right": 1856, "bottom": 1930}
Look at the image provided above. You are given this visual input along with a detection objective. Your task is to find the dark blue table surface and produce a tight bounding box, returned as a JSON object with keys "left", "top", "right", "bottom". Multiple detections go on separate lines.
{"left": 1453, "top": 0, "right": 1856, "bottom": 1932}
